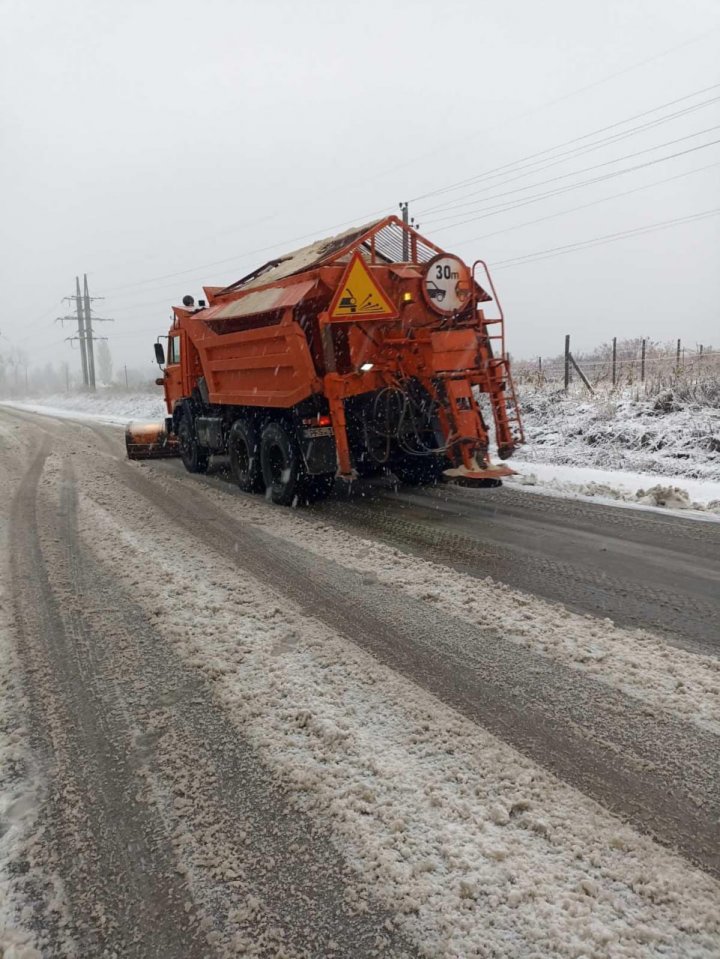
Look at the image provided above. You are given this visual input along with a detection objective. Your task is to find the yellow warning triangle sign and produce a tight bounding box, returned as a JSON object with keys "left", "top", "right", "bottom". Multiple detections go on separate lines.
{"left": 328, "top": 252, "right": 398, "bottom": 322}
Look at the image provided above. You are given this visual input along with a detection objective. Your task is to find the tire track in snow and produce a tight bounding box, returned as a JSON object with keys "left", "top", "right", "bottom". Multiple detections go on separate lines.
{"left": 75, "top": 458, "right": 720, "bottom": 958}
{"left": 94, "top": 449, "right": 720, "bottom": 877}
{"left": 315, "top": 487, "right": 720, "bottom": 655}
{"left": 26, "top": 447, "right": 415, "bottom": 958}
{"left": 0, "top": 428, "right": 61, "bottom": 959}
{"left": 9, "top": 445, "right": 218, "bottom": 958}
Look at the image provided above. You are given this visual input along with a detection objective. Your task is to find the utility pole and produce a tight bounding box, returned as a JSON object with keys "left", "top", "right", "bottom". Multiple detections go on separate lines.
{"left": 59, "top": 278, "right": 89, "bottom": 386}
{"left": 124, "top": 364, "right": 128, "bottom": 388}
{"left": 82, "top": 274, "right": 114, "bottom": 391}
{"left": 399, "top": 201, "right": 409, "bottom": 261}
{"left": 76, "top": 276, "right": 89, "bottom": 385}
{"left": 84, "top": 274, "right": 95, "bottom": 389}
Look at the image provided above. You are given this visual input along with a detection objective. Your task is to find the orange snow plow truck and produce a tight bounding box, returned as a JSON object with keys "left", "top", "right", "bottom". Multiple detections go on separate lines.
{"left": 126, "top": 216, "right": 524, "bottom": 505}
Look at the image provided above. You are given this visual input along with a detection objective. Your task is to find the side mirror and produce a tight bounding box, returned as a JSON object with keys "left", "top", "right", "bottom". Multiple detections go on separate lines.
{"left": 154, "top": 342, "right": 165, "bottom": 366}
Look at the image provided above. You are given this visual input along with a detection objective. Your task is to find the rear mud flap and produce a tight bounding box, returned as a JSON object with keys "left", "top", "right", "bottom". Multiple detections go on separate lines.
{"left": 301, "top": 430, "right": 337, "bottom": 475}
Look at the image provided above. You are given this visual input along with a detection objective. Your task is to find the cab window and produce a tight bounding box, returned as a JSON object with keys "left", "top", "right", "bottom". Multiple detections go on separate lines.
{"left": 168, "top": 335, "right": 181, "bottom": 364}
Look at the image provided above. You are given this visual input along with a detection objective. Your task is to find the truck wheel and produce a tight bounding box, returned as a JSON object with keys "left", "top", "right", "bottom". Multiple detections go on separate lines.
{"left": 260, "top": 421, "right": 304, "bottom": 506}
{"left": 178, "top": 413, "right": 209, "bottom": 474}
{"left": 393, "top": 456, "right": 443, "bottom": 487}
{"left": 228, "top": 419, "right": 264, "bottom": 492}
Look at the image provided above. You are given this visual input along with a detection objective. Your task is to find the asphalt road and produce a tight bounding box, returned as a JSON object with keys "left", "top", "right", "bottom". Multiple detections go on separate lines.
{"left": 148, "top": 416, "right": 720, "bottom": 656}
{"left": 316, "top": 475, "right": 720, "bottom": 657}
{"left": 2, "top": 405, "right": 719, "bottom": 957}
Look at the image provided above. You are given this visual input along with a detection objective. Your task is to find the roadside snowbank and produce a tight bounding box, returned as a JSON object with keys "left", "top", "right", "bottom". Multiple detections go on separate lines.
{"left": 0, "top": 390, "right": 164, "bottom": 427}
{"left": 71, "top": 467, "right": 720, "bottom": 959}
{"left": 506, "top": 461, "right": 720, "bottom": 517}
{"left": 517, "top": 386, "right": 720, "bottom": 482}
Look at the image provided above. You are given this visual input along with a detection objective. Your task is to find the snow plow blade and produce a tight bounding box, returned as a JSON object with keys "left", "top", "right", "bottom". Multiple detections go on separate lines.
{"left": 442, "top": 462, "right": 516, "bottom": 488}
{"left": 125, "top": 422, "right": 180, "bottom": 460}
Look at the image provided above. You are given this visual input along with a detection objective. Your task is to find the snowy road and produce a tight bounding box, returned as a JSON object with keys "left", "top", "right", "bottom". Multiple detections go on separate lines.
{"left": 2, "top": 406, "right": 720, "bottom": 958}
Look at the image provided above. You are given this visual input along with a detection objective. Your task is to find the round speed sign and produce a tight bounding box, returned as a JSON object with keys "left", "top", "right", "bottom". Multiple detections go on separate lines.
{"left": 422, "top": 254, "right": 472, "bottom": 316}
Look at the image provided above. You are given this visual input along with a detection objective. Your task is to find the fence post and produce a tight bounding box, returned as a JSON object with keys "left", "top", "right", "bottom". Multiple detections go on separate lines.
{"left": 676, "top": 338, "right": 681, "bottom": 371}
{"left": 564, "top": 335, "right": 570, "bottom": 392}
{"left": 569, "top": 354, "right": 595, "bottom": 395}
{"left": 641, "top": 339, "right": 646, "bottom": 383}
{"left": 612, "top": 336, "right": 617, "bottom": 387}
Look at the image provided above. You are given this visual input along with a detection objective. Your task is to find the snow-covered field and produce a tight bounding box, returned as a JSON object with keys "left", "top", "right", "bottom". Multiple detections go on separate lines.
{"left": 0, "top": 390, "right": 165, "bottom": 427}
{"left": 516, "top": 385, "right": 720, "bottom": 480}
{"left": 3, "top": 387, "right": 720, "bottom": 517}
{"left": 511, "top": 386, "right": 720, "bottom": 515}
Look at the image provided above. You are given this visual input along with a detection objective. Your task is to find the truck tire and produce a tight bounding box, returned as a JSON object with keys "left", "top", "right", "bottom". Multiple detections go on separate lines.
{"left": 228, "top": 418, "right": 264, "bottom": 493}
{"left": 260, "top": 421, "right": 304, "bottom": 506}
{"left": 178, "top": 412, "right": 209, "bottom": 474}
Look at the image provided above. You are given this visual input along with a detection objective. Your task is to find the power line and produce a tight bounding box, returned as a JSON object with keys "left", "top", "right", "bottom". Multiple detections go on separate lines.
{"left": 411, "top": 81, "right": 720, "bottom": 206}
{"left": 415, "top": 94, "right": 720, "bottom": 218}
{"left": 366, "top": 24, "right": 720, "bottom": 191}
{"left": 98, "top": 136, "right": 720, "bottom": 313}
{"left": 99, "top": 207, "right": 393, "bottom": 298}
{"left": 423, "top": 136, "right": 720, "bottom": 232}
{"left": 12, "top": 300, "right": 65, "bottom": 344}
{"left": 491, "top": 208, "right": 720, "bottom": 269}
{"left": 420, "top": 124, "right": 720, "bottom": 225}
{"left": 105, "top": 155, "right": 720, "bottom": 318}
{"left": 95, "top": 142, "right": 720, "bottom": 317}
{"left": 38, "top": 39, "right": 719, "bottom": 336}
{"left": 451, "top": 160, "right": 720, "bottom": 246}
{"left": 100, "top": 28, "right": 716, "bottom": 282}
{"left": 80, "top": 85, "right": 720, "bottom": 303}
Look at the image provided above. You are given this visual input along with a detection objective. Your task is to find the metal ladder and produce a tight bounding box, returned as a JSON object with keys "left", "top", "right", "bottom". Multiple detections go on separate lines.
{"left": 472, "top": 260, "right": 525, "bottom": 447}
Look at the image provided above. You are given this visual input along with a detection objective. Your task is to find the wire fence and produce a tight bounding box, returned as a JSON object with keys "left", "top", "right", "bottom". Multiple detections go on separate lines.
{"left": 513, "top": 336, "right": 720, "bottom": 405}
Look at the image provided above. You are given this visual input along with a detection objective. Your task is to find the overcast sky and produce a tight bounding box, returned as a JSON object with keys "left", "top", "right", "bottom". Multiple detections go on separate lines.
{"left": 1, "top": 0, "right": 719, "bottom": 379}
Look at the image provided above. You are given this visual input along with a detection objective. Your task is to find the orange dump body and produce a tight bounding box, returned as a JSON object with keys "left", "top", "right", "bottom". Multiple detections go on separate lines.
{"left": 157, "top": 216, "right": 523, "bottom": 482}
